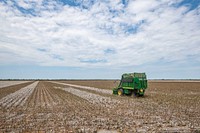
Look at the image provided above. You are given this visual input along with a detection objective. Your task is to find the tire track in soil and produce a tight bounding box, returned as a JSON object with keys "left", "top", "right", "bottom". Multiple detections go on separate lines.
{"left": 0, "top": 81, "right": 39, "bottom": 109}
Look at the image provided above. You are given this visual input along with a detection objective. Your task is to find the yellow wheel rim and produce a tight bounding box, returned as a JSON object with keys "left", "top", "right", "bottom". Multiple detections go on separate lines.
{"left": 118, "top": 90, "right": 122, "bottom": 96}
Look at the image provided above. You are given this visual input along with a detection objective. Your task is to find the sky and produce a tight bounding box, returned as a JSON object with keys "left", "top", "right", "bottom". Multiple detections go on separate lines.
{"left": 0, "top": 0, "right": 200, "bottom": 79}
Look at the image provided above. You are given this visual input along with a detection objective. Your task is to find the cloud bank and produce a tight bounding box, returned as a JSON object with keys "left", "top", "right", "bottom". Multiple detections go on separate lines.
{"left": 0, "top": 0, "right": 200, "bottom": 70}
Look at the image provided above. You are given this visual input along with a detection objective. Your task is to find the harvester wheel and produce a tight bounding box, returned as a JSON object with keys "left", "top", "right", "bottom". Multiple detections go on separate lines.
{"left": 118, "top": 89, "right": 123, "bottom": 96}
{"left": 139, "top": 94, "right": 144, "bottom": 97}
{"left": 133, "top": 89, "right": 139, "bottom": 97}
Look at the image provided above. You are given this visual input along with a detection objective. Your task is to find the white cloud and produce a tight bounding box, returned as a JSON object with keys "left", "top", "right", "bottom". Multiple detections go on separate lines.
{"left": 17, "top": 0, "right": 32, "bottom": 9}
{"left": 127, "top": 0, "right": 160, "bottom": 14}
{"left": 0, "top": 0, "right": 200, "bottom": 69}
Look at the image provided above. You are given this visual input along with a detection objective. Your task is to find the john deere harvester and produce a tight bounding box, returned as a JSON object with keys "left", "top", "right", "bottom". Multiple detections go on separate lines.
{"left": 113, "top": 73, "right": 147, "bottom": 96}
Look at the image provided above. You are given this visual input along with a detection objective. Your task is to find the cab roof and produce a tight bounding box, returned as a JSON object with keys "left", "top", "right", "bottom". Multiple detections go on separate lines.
{"left": 122, "top": 73, "right": 146, "bottom": 78}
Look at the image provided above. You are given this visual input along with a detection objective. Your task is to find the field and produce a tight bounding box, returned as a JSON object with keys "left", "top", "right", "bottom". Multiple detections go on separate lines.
{"left": 0, "top": 80, "right": 200, "bottom": 132}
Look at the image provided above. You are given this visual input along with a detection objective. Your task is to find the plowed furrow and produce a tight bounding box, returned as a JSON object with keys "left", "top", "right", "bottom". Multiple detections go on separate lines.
{"left": 42, "top": 86, "right": 50, "bottom": 107}
{"left": 43, "top": 85, "right": 55, "bottom": 106}
{"left": 42, "top": 84, "right": 52, "bottom": 107}
{"left": 45, "top": 82, "right": 79, "bottom": 105}
{"left": 36, "top": 84, "right": 41, "bottom": 107}
{"left": 25, "top": 82, "right": 39, "bottom": 108}
{"left": 26, "top": 82, "right": 43, "bottom": 108}
{"left": 40, "top": 85, "right": 46, "bottom": 107}
{"left": 47, "top": 85, "right": 63, "bottom": 104}
{"left": 26, "top": 82, "right": 62, "bottom": 108}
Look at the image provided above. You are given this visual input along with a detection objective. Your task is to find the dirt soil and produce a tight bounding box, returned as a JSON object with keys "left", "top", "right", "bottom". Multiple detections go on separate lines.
{"left": 0, "top": 80, "right": 200, "bottom": 132}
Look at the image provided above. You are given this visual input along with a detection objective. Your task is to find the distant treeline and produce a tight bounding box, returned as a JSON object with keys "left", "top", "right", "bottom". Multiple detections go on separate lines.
{"left": 0, "top": 79, "right": 199, "bottom": 81}
{"left": 0, "top": 79, "right": 120, "bottom": 81}
{"left": 149, "top": 79, "right": 200, "bottom": 81}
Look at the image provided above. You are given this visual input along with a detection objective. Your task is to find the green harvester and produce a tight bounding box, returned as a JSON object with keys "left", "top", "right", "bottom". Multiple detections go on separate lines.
{"left": 113, "top": 73, "right": 147, "bottom": 96}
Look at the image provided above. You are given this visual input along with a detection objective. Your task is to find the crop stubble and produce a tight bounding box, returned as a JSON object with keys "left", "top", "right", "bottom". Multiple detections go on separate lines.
{"left": 0, "top": 80, "right": 200, "bottom": 132}
{"left": 0, "top": 81, "right": 34, "bottom": 99}
{"left": 0, "top": 81, "right": 31, "bottom": 89}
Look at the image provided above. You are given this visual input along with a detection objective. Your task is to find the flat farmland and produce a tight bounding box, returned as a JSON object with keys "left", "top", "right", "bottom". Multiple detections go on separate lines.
{"left": 0, "top": 80, "right": 200, "bottom": 132}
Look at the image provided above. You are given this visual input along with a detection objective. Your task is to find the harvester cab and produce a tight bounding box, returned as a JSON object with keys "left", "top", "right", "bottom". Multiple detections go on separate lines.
{"left": 113, "top": 73, "right": 147, "bottom": 96}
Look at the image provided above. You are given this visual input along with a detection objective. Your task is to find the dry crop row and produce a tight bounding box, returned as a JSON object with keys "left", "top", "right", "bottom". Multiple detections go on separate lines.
{"left": 0, "top": 81, "right": 200, "bottom": 132}
{"left": 0, "top": 82, "right": 34, "bottom": 99}
{"left": 51, "top": 81, "right": 111, "bottom": 94}
{"left": 59, "top": 80, "right": 119, "bottom": 90}
{"left": 0, "top": 81, "right": 38, "bottom": 109}
{"left": 27, "top": 82, "right": 60, "bottom": 108}
{"left": 1, "top": 81, "right": 97, "bottom": 132}
{"left": 54, "top": 86, "right": 119, "bottom": 108}
{"left": 0, "top": 81, "right": 31, "bottom": 88}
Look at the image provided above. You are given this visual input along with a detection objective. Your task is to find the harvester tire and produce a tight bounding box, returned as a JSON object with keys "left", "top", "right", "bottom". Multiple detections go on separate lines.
{"left": 133, "top": 89, "right": 139, "bottom": 97}
{"left": 118, "top": 89, "right": 123, "bottom": 96}
{"left": 139, "top": 94, "right": 144, "bottom": 97}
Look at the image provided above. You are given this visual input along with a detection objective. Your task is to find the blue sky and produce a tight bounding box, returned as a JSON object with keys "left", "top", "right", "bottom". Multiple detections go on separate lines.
{"left": 0, "top": 0, "right": 200, "bottom": 79}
